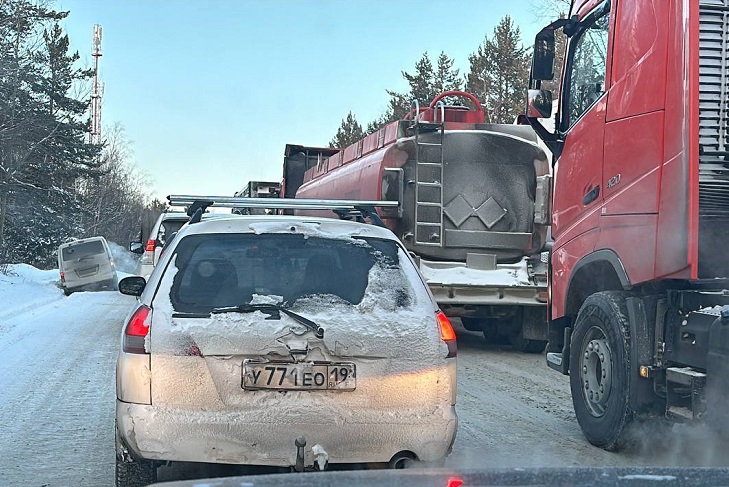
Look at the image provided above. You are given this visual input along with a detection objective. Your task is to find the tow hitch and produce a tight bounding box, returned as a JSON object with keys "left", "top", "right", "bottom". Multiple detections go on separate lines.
{"left": 293, "top": 436, "right": 329, "bottom": 472}
{"left": 294, "top": 436, "right": 306, "bottom": 472}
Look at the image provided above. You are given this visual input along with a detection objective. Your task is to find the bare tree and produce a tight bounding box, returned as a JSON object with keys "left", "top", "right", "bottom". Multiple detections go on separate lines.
{"left": 82, "top": 123, "right": 154, "bottom": 245}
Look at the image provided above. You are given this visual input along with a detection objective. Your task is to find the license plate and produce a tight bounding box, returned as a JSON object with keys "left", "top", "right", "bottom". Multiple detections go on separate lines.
{"left": 242, "top": 361, "right": 356, "bottom": 391}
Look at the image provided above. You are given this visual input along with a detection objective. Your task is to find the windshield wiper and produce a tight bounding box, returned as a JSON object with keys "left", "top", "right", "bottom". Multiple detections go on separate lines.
{"left": 211, "top": 304, "right": 324, "bottom": 338}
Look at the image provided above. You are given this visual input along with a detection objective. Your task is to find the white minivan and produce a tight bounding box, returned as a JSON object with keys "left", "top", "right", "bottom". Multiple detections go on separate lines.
{"left": 58, "top": 236, "right": 118, "bottom": 295}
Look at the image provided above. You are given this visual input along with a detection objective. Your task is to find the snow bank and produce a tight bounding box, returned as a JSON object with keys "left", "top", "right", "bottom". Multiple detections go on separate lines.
{"left": 0, "top": 264, "right": 63, "bottom": 322}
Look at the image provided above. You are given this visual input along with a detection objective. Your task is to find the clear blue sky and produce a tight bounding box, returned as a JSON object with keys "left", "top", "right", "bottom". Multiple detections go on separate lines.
{"left": 57, "top": 1, "right": 545, "bottom": 200}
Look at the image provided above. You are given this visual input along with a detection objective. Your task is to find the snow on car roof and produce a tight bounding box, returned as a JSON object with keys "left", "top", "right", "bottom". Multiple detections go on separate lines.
{"left": 174, "top": 214, "right": 398, "bottom": 240}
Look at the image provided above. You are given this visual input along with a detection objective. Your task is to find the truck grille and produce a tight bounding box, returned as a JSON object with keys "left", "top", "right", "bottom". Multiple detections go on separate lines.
{"left": 699, "top": 0, "right": 729, "bottom": 218}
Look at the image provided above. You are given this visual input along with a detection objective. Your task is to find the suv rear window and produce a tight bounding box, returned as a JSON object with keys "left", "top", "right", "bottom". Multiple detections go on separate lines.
{"left": 158, "top": 219, "right": 186, "bottom": 245}
{"left": 167, "top": 234, "right": 411, "bottom": 313}
{"left": 61, "top": 240, "right": 105, "bottom": 260}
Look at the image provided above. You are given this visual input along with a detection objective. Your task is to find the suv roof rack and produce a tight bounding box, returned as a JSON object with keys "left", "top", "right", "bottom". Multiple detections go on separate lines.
{"left": 167, "top": 195, "right": 399, "bottom": 228}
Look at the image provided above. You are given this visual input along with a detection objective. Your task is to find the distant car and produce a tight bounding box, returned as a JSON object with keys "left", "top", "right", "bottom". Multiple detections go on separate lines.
{"left": 130, "top": 211, "right": 188, "bottom": 279}
{"left": 58, "top": 236, "right": 118, "bottom": 296}
{"left": 115, "top": 214, "right": 458, "bottom": 486}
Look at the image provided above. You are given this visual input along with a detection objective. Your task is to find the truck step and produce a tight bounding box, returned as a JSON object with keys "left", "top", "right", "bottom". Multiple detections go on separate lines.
{"left": 666, "top": 406, "right": 696, "bottom": 422}
{"left": 665, "top": 367, "right": 707, "bottom": 421}
{"left": 546, "top": 352, "right": 563, "bottom": 372}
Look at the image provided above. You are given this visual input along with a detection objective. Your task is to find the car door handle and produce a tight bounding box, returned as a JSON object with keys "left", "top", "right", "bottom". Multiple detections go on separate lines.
{"left": 583, "top": 186, "right": 600, "bottom": 205}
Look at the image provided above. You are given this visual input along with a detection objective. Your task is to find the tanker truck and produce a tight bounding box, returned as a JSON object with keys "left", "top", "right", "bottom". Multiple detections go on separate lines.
{"left": 282, "top": 91, "right": 552, "bottom": 353}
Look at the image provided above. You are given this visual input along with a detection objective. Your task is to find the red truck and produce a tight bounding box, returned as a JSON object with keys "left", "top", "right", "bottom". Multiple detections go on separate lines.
{"left": 526, "top": 0, "right": 729, "bottom": 450}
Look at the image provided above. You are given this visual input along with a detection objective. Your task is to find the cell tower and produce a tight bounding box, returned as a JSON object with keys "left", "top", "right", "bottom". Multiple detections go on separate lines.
{"left": 89, "top": 24, "right": 103, "bottom": 145}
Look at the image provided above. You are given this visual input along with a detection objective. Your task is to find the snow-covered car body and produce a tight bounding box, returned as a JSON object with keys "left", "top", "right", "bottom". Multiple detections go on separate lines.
{"left": 57, "top": 236, "right": 117, "bottom": 295}
{"left": 115, "top": 214, "right": 458, "bottom": 476}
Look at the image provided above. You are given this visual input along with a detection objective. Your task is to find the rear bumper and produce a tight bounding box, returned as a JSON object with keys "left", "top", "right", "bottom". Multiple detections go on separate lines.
{"left": 63, "top": 270, "right": 116, "bottom": 290}
{"left": 419, "top": 258, "right": 547, "bottom": 308}
{"left": 116, "top": 401, "right": 457, "bottom": 466}
{"left": 428, "top": 282, "right": 546, "bottom": 307}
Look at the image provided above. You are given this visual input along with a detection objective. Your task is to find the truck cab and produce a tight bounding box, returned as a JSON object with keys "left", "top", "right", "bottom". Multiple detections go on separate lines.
{"left": 527, "top": 0, "right": 729, "bottom": 450}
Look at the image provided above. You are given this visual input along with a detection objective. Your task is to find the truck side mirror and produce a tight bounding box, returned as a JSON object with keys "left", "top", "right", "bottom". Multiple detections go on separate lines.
{"left": 527, "top": 89, "right": 553, "bottom": 119}
{"left": 532, "top": 28, "right": 556, "bottom": 81}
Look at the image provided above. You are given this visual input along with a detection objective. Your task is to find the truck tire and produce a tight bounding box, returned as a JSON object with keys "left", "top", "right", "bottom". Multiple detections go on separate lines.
{"left": 460, "top": 317, "right": 481, "bottom": 332}
{"left": 461, "top": 317, "right": 501, "bottom": 344}
{"left": 509, "top": 331, "right": 547, "bottom": 354}
{"left": 569, "top": 291, "right": 634, "bottom": 451}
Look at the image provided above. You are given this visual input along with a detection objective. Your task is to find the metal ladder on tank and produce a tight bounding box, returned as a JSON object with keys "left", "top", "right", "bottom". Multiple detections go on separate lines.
{"left": 411, "top": 100, "right": 446, "bottom": 246}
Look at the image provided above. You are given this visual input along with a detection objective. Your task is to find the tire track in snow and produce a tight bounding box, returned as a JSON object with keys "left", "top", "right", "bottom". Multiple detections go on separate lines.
{"left": 0, "top": 291, "right": 135, "bottom": 487}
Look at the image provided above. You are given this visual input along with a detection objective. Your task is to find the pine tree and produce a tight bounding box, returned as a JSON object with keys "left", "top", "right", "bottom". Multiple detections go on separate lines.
{"left": 0, "top": 2, "right": 102, "bottom": 267}
{"left": 83, "top": 123, "right": 153, "bottom": 245}
{"left": 433, "top": 51, "right": 463, "bottom": 103}
{"left": 466, "top": 42, "right": 492, "bottom": 114}
{"left": 467, "top": 15, "right": 530, "bottom": 123}
{"left": 367, "top": 51, "right": 461, "bottom": 133}
{"left": 329, "top": 111, "right": 364, "bottom": 148}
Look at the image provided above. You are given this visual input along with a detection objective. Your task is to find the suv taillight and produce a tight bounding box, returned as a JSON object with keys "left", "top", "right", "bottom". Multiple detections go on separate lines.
{"left": 123, "top": 305, "right": 151, "bottom": 354}
{"left": 145, "top": 239, "right": 156, "bottom": 252}
{"left": 436, "top": 310, "right": 457, "bottom": 358}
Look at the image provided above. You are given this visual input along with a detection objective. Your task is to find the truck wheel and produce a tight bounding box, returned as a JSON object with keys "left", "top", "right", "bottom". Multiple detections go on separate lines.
{"left": 569, "top": 291, "right": 634, "bottom": 451}
{"left": 460, "top": 317, "right": 481, "bottom": 332}
{"left": 509, "top": 330, "right": 547, "bottom": 354}
{"left": 509, "top": 331, "right": 547, "bottom": 353}
{"left": 460, "top": 317, "right": 501, "bottom": 343}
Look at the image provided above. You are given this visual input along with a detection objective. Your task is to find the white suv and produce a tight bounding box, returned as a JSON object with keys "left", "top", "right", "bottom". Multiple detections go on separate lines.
{"left": 115, "top": 213, "right": 457, "bottom": 486}
{"left": 130, "top": 211, "right": 189, "bottom": 279}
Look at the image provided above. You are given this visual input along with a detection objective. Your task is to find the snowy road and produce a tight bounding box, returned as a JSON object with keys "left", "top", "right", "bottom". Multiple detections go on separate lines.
{"left": 0, "top": 289, "right": 135, "bottom": 487}
{"left": 2, "top": 289, "right": 729, "bottom": 487}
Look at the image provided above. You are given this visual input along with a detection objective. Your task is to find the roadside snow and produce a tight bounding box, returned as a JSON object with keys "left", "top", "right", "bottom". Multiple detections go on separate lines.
{"left": 108, "top": 241, "right": 140, "bottom": 275}
{"left": 0, "top": 264, "right": 63, "bottom": 322}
